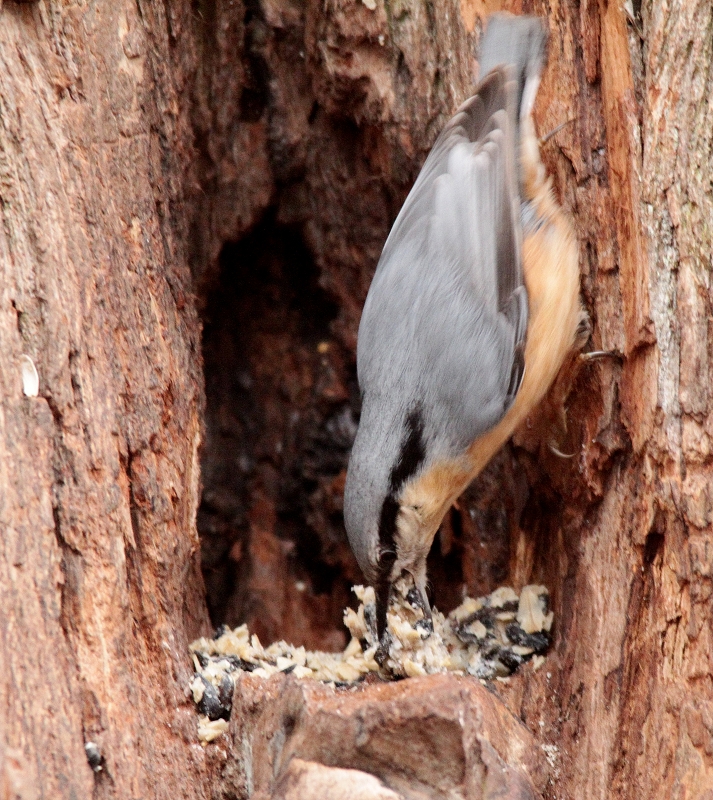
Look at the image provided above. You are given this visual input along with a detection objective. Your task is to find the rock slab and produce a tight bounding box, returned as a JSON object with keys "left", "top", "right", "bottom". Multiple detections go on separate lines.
{"left": 230, "top": 673, "right": 548, "bottom": 799}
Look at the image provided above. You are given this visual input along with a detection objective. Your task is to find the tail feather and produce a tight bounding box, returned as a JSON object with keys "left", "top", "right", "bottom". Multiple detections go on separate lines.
{"left": 479, "top": 14, "right": 548, "bottom": 110}
{"left": 479, "top": 14, "right": 548, "bottom": 195}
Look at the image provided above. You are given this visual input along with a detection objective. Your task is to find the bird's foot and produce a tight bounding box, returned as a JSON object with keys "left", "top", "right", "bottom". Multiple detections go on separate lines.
{"left": 539, "top": 116, "right": 577, "bottom": 146}
{"left": 579, "top": 350, "right": 622, "bottom": 363}
{"left": 548, "top": 440, "right": 577, "bottom": 459}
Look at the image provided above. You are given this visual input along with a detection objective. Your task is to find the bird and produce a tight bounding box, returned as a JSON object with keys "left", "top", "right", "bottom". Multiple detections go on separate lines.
{"left": 342, "top": 13, "right": 585, "bottom": 652}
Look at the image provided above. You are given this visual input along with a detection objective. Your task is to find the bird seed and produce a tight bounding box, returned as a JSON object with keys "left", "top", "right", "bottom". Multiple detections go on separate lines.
{"left": 189, "top": 580, "right": 553, "bottom": 743}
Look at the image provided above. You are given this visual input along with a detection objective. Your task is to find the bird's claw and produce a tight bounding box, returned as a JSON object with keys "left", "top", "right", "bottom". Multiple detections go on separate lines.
{"left": 579, "top": 350, "right": 622, "bottom": 363}
{"left": 539, "top": 117, "right": 577, "bottom": 146}
{"left": 548, "top": 441, "right": 576, "bottom": 459}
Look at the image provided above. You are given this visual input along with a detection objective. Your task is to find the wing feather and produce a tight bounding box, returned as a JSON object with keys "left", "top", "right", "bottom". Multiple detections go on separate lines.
{"left": 357, "top": 68, "right": 528, "bottom": 455}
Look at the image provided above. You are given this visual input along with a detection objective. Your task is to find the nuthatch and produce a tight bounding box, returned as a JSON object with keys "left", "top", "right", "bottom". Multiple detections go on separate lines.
{"left": 344, "top": 14, "right": 584, "bottom": 647}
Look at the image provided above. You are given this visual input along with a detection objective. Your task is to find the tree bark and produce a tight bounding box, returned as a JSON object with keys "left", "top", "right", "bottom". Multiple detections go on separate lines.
{"left": 0, "top": 3, "right": 211, "bottom": 797}
{"left": 0, "top": 0, "right": 711, "bottom": 798}
{"left": 500, "top": 2, "right": 713, "bottom": 797}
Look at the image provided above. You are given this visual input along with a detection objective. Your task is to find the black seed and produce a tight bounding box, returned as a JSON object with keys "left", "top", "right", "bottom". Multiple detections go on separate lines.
{"left": 498, "top": 650, "right": 524, "bottom": 672}
{"left": 406, "top": 586, "right": 421, "bottom": 607}
{"left": 479, "top": 640, "right": 502, "bottom": 661}
{"left": 458, "top": 607, "right": 497, "bottom": 631}
{"left": 213, "top": 624, "right": 231, "bottom": 639}
{"left": 194, "top": 651, "right": 210, "bottom": 668}
{"left": 84, "top": 742, "right": 103, "bottom": 773}
{"left": 415, "top": 617, "right": 434, "bottom": 637}
{"left": 221, "top": 654, "right": 258, "bottom": 672}
{"left": 196, "top": 676, "right": 232, "bottom": 721}
{"left": 218, "top": 674, "right": 234, "bottom": 712}
{"left": 505, "top": 624, "right": 551, "bottom": 653}
{"left": 455, "top": 623, "right": 490, "bottom": 645}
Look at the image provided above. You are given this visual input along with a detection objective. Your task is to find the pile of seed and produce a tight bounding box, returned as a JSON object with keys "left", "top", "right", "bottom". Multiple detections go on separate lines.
{"left": 189, "top": 581, "right": 553, "bottom": 742}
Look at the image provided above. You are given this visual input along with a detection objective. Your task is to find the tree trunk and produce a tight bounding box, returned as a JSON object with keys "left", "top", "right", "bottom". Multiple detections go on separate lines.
{"left": 0, "top": 2, "right": 212, "bottom": 798}
{"left": 0, "top": 0, "right": 710, "bottom": 798}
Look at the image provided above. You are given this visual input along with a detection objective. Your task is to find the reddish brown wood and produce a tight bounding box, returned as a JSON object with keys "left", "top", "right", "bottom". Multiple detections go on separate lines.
{"left": 0, "top": 0, "right": 710, "bottom": 797}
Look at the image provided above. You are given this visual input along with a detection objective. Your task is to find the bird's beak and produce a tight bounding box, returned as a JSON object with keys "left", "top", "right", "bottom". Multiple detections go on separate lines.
{"left": 375, "top": 578, "right": 391, "bottom": 641}
{"left": 373, "top": 571, "right": 433, "bottom": 665}
{"left": 374, "top": 577, "right": 392, "bottom": 664}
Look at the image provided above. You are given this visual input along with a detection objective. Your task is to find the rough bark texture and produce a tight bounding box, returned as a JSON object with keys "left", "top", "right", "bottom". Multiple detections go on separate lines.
{"left": 0, "top": 2, "right": 212, "bottom": 799}
{"left": 0, "top": 0, "right": 711, "bottom": 798}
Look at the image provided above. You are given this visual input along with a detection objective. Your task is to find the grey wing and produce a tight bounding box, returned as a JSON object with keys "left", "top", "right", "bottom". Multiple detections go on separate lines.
{"left": 358, "top": 69, "right": 528, "bottom": 452}
{"left": 378, "top": 70, "right": 523, "bottom": 312}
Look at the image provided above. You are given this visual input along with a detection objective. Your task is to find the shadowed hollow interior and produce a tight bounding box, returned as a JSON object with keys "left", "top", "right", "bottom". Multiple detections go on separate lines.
{"left": 195, "top": 211, "right": 548, "bottom": 651}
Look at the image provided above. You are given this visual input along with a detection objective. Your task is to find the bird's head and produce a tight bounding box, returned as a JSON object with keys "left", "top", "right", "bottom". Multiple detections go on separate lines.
{"left": 344, "top": 399, "right": 465, "bottom": 649}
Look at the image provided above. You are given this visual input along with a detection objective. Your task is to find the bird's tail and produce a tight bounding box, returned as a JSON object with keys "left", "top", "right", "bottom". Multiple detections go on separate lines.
{"left": 478, "top": 14, "right": 549, "bottom": 203}
{"left": 478, "top": 14, "right": 548, "bottom": 121}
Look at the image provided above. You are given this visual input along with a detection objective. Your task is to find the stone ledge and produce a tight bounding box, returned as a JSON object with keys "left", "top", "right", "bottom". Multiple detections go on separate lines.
{"left": 230, "top": 672, "right": 548, "bottom": 799}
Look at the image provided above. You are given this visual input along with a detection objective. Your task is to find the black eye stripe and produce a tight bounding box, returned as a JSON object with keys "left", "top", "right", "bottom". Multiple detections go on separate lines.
{"left": 376, "top": 407, "right": 426, "bottom": 578}
{"left": 389, "top": 408, "right": 426, "bottom": 493}
{"left": 375, "top": 496, "right": 398, "bottom": 610}
{"left": 378, "top": 495, "right": 400, "bottom": 556}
